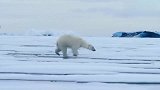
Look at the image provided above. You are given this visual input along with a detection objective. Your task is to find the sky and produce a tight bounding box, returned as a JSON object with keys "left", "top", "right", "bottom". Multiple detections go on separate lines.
{"left": 0, "top": 0, "right": 160, "bottom": 36}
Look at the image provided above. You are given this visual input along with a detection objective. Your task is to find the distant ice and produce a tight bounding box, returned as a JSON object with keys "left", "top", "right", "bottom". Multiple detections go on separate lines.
{"left": 0, "top": 29, "right": 80, "bottom": 36}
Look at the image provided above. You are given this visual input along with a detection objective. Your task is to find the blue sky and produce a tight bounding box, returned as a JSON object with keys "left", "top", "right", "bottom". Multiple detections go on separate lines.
{"left": 0, "top": 0, "right": 160, "bottom": 36}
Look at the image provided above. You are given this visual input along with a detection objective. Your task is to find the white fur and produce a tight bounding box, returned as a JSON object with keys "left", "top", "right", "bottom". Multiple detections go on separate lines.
{"left": 55, "top": 35, "right": 96, "bottom": 58}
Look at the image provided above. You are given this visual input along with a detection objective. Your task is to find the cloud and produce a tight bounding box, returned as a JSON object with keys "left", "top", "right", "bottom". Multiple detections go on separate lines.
{"left": 72, "top": 0, "right": 160, "bottom": 18}
{"left": 76, "top": 0, "right": 121, "bottom": 2}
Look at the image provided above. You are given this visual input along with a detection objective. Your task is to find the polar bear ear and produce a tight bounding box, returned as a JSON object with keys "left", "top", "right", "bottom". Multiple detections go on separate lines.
{"left": 88, "top": 44, "right": 96, "bottom": 51}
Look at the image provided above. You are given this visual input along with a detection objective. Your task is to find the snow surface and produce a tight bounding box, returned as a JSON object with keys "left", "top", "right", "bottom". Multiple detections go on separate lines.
{"left": 0, "top": 36, "right": 160, "bottom": 90}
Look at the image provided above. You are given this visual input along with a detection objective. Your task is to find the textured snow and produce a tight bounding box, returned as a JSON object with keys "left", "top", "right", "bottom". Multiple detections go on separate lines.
{"left": 0, "top": 36, "right": 160, "bottom": 90}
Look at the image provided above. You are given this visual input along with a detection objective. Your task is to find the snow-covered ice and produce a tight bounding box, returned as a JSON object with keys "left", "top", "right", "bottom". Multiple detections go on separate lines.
{"left": 0, "top": 36, "right": 160, "bottom": 90}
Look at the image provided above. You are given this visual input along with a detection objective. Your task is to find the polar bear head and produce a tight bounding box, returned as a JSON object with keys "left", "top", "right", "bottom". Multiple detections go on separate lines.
{"left": 88, "top": 44, "right": 96, "bottom": 51}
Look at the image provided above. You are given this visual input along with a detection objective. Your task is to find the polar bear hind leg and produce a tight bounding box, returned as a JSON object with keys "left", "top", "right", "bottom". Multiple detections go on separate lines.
{"left": 55, "top": 48, "right": 61, "bottom": 56}
{"left": 72, "top": 48, "right": 79, "bottom": 56}
{"left": 61, "top": 47, "right": 68, "bottom": 58}
{"left": 55, "top": 47, "right": 68, "bottom": 58}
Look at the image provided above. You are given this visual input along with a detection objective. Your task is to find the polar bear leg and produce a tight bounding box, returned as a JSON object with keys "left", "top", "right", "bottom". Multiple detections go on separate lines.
{"left": 62, "top": 47, "right": 68, "bottom": 58}
{"left": 55, "top": 48, "right": 61, "bottom": 56}
{"left": 72, "top": 48, "right": 79, "bottom": 56}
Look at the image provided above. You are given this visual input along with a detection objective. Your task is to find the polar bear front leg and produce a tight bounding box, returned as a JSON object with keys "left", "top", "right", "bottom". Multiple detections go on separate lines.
{"left": 62, "top": 47, "right": 68, "bottom": 58}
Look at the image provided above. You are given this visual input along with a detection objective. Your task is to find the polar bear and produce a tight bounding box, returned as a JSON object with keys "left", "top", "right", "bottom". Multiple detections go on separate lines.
{"left": 55, "top": 35, "right": 96, "bottom": 58}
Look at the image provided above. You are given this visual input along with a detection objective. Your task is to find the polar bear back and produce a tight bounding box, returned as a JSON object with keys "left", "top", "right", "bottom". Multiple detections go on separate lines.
{"left": 57, "top": 35, "right": 86, "bottom": 48}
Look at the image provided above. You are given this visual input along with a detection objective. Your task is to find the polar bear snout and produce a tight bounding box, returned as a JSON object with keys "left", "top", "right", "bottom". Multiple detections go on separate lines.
{"left": 88, "top": 45, "right": 96, "bottom": 51}
{"left": 92, "top": 46, "right": 96, "bottom": 51}
{"left": 92, "top": 47, "right": 96, "bottom": 51}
